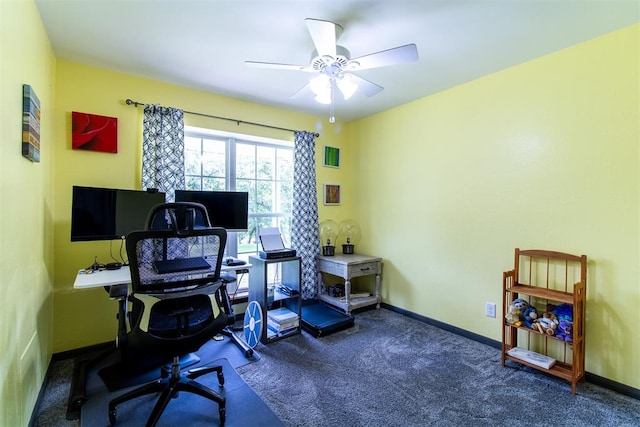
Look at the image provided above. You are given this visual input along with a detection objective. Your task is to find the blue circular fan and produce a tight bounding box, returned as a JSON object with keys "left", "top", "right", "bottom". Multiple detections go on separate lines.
{"left": 243, "top": 301, "right": 263, "bottom": 349}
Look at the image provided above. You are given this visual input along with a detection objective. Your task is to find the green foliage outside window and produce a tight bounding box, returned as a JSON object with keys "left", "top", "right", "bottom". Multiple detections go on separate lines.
{"left": 184, "top": 130, "right": 293, "bottom": 257}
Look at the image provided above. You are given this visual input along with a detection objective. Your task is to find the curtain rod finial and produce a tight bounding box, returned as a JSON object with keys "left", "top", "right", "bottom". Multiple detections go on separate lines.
{"left": 126, "top": 99, "right": 145, "bottom": 107}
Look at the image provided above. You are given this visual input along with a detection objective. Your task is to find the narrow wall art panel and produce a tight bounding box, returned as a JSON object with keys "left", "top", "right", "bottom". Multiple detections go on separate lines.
{"left": 22, "top": 84, "right": 41, "bottom": 162}
{"left": 72, "top": 111, "right": 118, "bottom": 153}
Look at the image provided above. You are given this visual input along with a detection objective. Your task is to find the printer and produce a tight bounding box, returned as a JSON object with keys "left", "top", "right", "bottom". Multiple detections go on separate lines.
{"left": 258, "top": 227, "right": 297, "bottom": 260}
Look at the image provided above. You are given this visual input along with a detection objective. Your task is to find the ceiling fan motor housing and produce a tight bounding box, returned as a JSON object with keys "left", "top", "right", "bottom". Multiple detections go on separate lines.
{"left": 311, "top": 46, "right": 354, "bottom": 74}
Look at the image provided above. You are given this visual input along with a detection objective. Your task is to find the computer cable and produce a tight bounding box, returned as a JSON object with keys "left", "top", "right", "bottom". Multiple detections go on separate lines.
{"left": 109, "top": 238, "right": 128, "bottom": 265}
{"left": 230, "top": 270, "right": 247, "bottom": 300}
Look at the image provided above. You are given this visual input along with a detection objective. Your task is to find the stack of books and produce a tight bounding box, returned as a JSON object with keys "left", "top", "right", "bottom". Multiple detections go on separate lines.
{"left": 267, "top": 307, "right": 299, "bottom": 337}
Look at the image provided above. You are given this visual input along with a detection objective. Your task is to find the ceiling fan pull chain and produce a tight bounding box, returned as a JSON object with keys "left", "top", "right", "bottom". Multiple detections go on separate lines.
{"left": 329, "top": 81, "right": 335, "bottom": 124}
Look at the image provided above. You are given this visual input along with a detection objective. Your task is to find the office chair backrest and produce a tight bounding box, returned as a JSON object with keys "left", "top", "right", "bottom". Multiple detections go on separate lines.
{"left": 126, "top": 202, "right": 227, "bottom": 294}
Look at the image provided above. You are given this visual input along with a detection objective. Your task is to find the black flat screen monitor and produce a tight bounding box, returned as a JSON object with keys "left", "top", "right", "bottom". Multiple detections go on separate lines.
{"left": 70, "top": 186, "right": 165, "bottom": 241}
{"left": 174, "top": 190, "right": 249, "bottom": 231}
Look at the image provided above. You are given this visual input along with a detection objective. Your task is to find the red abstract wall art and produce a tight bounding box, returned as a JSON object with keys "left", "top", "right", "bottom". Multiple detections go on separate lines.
{"left": 72, "top": 111, "right": 118, "bottom": 153}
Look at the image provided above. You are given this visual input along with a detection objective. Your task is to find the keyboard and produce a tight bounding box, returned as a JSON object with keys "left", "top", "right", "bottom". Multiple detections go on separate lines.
{"left": 153, "top": 256, "right": 211, "bottom": 274}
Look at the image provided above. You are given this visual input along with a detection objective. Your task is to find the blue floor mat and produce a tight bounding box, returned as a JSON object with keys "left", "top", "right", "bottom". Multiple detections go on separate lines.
{"left": 93, "top": 333, "right": 258, "bottom": 393}
{"left": 301, "top": 301, "right": 354, "bottom": 337}
{"left": 81, "top": 357, "right": 281, "bottom": 427}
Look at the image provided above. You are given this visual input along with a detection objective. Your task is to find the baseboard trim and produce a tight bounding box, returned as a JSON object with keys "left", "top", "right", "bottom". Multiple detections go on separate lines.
{"left": 52, "top": 341, "right": 113, "bottom": 362}
{"left": 381, "top": 303, "right": 502, "bottom": 350}
{"left": 381, "top": 302, "right": 640, "bottom": 400}
{"left": 585, "top": 371, "right": 640, "bottom": 400}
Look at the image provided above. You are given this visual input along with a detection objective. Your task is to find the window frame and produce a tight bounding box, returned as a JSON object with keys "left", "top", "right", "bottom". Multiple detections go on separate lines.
{"left": 183, "top": 125, "right": 294, "bottom": 261}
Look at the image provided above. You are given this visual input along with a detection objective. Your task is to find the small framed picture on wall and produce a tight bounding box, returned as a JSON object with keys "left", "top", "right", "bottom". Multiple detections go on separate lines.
{"left": 323, "top": 145, "right": 340, "bottom": 168}
{"left": 323, "top": 184, "right": 341, "bottom": 205}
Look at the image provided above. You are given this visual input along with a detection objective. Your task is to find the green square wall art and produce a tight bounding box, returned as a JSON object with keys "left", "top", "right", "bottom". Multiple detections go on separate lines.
{"left": 323, "top": 146, "right": 340, "bottom": 168}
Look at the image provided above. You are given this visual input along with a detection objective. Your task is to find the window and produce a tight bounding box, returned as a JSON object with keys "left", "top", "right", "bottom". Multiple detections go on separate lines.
{"left": 184, "top": 126, "right": 294, "bottom": 263}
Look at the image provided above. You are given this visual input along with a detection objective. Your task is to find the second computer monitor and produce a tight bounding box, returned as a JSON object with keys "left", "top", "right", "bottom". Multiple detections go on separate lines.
{"left": 174, "top": 190, "right": 249, "bottom": 231}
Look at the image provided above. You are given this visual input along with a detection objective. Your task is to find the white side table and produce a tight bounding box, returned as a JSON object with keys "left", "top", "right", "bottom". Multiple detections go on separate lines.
{"left": 316, "top": 254, "right": 382, "bottom": 313}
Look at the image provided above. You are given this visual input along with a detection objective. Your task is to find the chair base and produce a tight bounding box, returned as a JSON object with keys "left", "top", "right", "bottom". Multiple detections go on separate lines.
{"left": 108, "top": 356, "right": 226, "bottom": 426}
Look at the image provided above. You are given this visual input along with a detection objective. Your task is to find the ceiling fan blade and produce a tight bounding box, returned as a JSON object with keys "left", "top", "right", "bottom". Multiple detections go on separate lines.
{"left": 305, "top": 18, "right": 341, "bottom": 58}
{"left": 350, "top": 43, "right": 418, "bottom": 71}
{"left": 347, "top": 74, "right": 383, "bottom": 97}
{"left": 291, "top": 83, "right": 312, "bottom": 99}
{"left": 244, "top": 61, "right": 313, "bottom": 72}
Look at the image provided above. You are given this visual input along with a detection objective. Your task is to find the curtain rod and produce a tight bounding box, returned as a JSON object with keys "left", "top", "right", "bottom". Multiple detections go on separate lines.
{"left": 125, "top": 98, "right": 319, "bottom": 137}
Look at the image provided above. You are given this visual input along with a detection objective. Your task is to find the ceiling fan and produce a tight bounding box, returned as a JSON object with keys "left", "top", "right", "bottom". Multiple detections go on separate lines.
{"left": 245, "top": 18, "right": 419, "bottom": 123}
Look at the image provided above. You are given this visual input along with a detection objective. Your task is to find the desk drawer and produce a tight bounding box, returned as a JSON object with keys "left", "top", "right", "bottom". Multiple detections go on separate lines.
{"left": 317, "top": 259, "right": 347, "bottom": 277}
{"left": 347, "top": 261, "right": 380, "bottom": 279}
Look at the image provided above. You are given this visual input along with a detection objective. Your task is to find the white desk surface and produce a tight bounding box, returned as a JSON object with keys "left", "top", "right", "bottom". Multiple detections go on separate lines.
{"left": 73, "top": 263, "right": 251, "bottom": 289}
{"left": 73, "top": 266, "right": 132, "bottom": 289}
{"left": 221, "top": 263, "right": 251, "bottom": 272}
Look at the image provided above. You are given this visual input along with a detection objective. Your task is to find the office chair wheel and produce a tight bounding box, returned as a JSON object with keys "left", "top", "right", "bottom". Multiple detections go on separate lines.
{"left": 109, "top": 408, "right": 117, "bottom": 425}
{"left": 219, "top": 406, "right": 226, "bottom": 425}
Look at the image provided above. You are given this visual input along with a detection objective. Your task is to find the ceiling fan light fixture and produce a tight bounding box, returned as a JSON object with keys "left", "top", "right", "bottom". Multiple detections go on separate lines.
{"left": 310, "top": 74, "right": 330, "bottom": 95}
{"left": 337, "top": 74, "right": 358, "bottom": 100}
{"left": 310, "top": 74, "right": 334, "bottom": 104}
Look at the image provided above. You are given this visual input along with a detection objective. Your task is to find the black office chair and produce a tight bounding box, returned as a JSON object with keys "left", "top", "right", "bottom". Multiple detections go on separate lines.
{"left": 108, "top": 202, "right": 229, "bottom": 426}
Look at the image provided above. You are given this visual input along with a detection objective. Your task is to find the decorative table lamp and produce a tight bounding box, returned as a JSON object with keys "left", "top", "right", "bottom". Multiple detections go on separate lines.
{"left": 339, "top": 219, "right": 361, "bottom": 254}
{"left": 319, "top": 219, "right": 339, "bottom": 256}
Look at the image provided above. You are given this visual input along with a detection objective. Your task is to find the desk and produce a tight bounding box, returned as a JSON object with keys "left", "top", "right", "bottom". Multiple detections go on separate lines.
{"left": 68, "top": 267, "right": 132, "bottom": 417}
{"left": 73, "top": 264, "right": 251, "bottom": 289}
{"left": 72, "top": 263, "right": 253, "bottom": 356}
{"left": 316, "top": 254, "right": 382, "bottom": 313}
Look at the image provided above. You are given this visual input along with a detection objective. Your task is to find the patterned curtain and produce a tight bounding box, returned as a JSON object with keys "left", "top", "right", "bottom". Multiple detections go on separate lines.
{"left": 142, "top": 105, "right": 185, "bottom": 202}
{"left": 291, "top": 131, "right": 320, "bottom": 299}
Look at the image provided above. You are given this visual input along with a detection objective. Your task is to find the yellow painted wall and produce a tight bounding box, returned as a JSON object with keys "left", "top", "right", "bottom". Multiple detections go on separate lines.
{"left": 0, "top": 0, "right": 57, "bottom": 424}
{"left": 52, "top": 60, "right": 353, "bottom": 352}
{"left": 350, "top": 24, "right": 640, "bottom": 389}
{"left": 3, "top": 4, "right": 638, "bottom": 421}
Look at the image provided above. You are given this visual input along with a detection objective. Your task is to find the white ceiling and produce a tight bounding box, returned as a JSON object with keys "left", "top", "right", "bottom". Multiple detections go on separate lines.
{"left": 35, "top": 0, "right": 639, "bottom": 123}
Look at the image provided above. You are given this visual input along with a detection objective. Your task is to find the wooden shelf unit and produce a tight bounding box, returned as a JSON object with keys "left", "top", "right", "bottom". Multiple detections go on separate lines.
{"left": 501, "top": 248, "right": 587, "bottom": 394}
